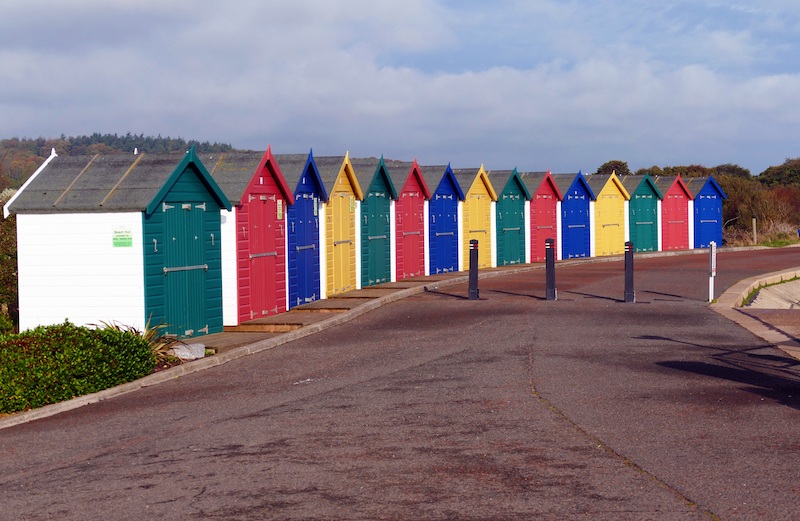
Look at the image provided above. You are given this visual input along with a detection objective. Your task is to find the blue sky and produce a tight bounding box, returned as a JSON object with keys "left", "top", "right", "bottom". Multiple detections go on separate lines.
{"left": 2, "top": 0, "right": 800, "bottom": 175}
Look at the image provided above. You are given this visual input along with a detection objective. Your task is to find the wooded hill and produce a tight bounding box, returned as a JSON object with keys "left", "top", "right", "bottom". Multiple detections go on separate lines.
{"left": 0, "top": 133, "right": 233, "bottom": 189}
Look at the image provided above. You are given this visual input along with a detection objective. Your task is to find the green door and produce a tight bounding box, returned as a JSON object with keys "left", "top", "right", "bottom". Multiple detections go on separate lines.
{"left": 629, "top": 193, "right": 658, "bottom": 252}
{"left": 496, "top": 192, "right": 525, "bottom": 265}
{"left": 163, "top": 202, "right": 207, "bottom": 337}
{"left": 361, "top": 190, "right": 391, "bottom": 286}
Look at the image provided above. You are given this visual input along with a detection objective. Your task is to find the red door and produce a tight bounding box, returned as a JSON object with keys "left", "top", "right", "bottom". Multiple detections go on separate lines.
{"left": 397, "top": 190, "right": 425, "bottom": 279}
{"left": 531, "top": 191, "right": 557, "bottom": 262}
{"left": 662, "top": 191, "right": 688, "bottom": 250}
{"left": 247, "top": 192, "right": 284, "bottom": 320}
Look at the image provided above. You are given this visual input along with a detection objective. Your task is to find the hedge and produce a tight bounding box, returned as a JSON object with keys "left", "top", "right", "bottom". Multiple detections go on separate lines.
{"left": 0, "top": 321, "right": 156, "bottom": 414}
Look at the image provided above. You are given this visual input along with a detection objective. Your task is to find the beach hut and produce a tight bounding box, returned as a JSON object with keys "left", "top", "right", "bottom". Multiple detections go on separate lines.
{"left": 275, "top": 152, "right": 326, "bottom": 308}
{"left": 202, "top": 147, "right": 294, "bottom": 326}
{"left": 491, "top": 168, "right": 531, "bottom": 266}
{"left": 316, "top": 154, "right": 364, "bottom": 297}
{"left": 553, "top": 172, "right": 595, "bottom": 259}
{"left": 351, "top": 157, "right": 396, "bottom": 287}
{"left": 453, "top": 166, "right": 497, "bottom": 269}
{"left": 654, "top": 176, "right": 693, "bottom": 251}
{"left": 386, "top": 159, "right": 431, "bottom": 280}
{"left": 586, "top": 173, "right": 630, "bottom": 257}
{"left": 427, "top": 164, "right": 464, "bottom": 274}
{"left": 4, "top": 148, "right": 231, "bottom": 337}
{"left": 520, "top": 171, "right": 562, "bottom": 262}
{"left": 621, "top": 174, "right": 662, "bottom": 253}
{"left": 685, "top": 176, "right": 726, "bottom": 248}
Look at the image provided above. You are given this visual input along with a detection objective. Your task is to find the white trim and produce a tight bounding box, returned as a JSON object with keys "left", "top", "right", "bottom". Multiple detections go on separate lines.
{"left": 390, "top": 199, "right": 397, "bottom": 282}
{"left": 623, "top": 199, "right": 630, "bottom": 243}
{"left": 556, "top": 201, "right": 563, "bottom": 261}
{"left": 4, "top": 148, "right": 58, "bottom": 219}
{"left": 589, "top": 199, "right": 596, "bottom": 258}
{"left": 423, "top": 199, "right": 430, "bottom": 275}
{"left": 457, "top": 200, "right": 464, "bottom": 271}
{"left": 220, "top": 208, "right": 238, "bottom": 326}
{"left": 524, "top": 199, "right": 531, "bottom": 264}
{"left": 284, "top": 209, "right": 290, "bottom": 312}
{"left": 657, "top": 199, "right": 663, "bottom": 251}
{"left": 490, "top": 200, "right": 497, "bottom": 268}
{"left": 319, "top": 202, "right": 327, "bottom": 300}
{"left": 355, "top": 199, "right": 362, "bottom": 289}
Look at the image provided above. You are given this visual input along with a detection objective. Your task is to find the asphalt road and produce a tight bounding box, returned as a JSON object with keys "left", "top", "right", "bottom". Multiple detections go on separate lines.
{"left": 1, "top": 249, "right": 799, "bottom": 520}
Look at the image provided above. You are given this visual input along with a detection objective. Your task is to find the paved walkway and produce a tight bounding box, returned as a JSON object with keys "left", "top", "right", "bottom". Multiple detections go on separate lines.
{"left": 1, "top": 247, "right": 799, "bottom": 520}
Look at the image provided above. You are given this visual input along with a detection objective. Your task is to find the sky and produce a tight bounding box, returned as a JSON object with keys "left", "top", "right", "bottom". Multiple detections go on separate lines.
{"left": 2, "top": 0, "right": 800, "bottom": 175}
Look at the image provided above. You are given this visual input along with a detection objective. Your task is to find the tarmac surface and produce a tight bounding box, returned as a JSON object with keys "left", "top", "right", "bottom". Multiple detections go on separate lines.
{"left": 1, "top": 247, "right": 800, "bottom": 520}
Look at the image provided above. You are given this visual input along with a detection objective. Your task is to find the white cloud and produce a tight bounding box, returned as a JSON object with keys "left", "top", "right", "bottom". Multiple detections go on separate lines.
{"left": 2, "top": 0, "right": 800, "bottom": 174}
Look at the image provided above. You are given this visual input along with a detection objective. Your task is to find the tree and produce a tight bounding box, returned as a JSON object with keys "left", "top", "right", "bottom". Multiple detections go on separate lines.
{"left": 714, "top": 163, "right": 751, "bottom": 179}
{"left": 757, "top": 158, "right": 800, "bottom": 187}
{"left": 0, "top": 190, "right": 18, "bottom": 325}
{"left": 661, "top": 165, "right": 714, "bottom": 178}
{"left": 634, "top": 165, "right": 664, "bottom": 176}
{"left": 596, "top": 160, "right": 631, "bottom": 176}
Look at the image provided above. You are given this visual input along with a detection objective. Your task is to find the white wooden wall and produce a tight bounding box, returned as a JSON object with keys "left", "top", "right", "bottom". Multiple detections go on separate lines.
{"left": 16, "top": 213, "right": 145, "bottom": 332}
{"left": 219, "top": 208, "right": 239, "bottom": 326}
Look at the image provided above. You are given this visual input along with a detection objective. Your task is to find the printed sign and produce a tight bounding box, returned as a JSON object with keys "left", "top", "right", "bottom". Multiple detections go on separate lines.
{"left": 112, "top": 227, "right": 133, "bottom": 248}
{"left": 277, "top": 200, "right": 283, "bottom": 220}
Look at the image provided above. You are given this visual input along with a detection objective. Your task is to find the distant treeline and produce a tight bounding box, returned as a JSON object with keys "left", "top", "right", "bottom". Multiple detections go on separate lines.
{"left": 0, "top": 133, "right": 234, "bottom": 188}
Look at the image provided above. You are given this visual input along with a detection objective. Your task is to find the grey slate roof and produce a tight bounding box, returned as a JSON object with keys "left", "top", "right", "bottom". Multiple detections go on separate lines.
{"left": 201, "top": 150, "right": 264, "bottom": 204}
{"left": 620, "top": 174, "right": 646, "bottom": 193}
{"left": 273, "top": 153, "right": 312, "bottom": 191}
{"left": 550, "top": 173, "right": 581, "bottom": 195}
{"left": 451, "top": 167, "right": 481, "bottom": 193}
{"left": 652, "top": 175, "right": 679, "bottom": 193}
{"left": 314, "top": 156, "right": 347, "bottom": 193}
{"left": 684, "top": 176, "right": 710, "bottom": 197}
{"left": 7, "top": 152, "right": 197, "bottom": 213}
{"left": 488, "top": 170, "right": 518, "bottom": 196}
{"left": 348, "top": 157, "right": 382, "bottom": 186}
{"left": 517, "top": 171, "right": 549, "bottom": 194}
{"left": 382, "top": 159, "right": 415, "bottom": 191}
{"left": 585, "top": 174, "right": 612, "bottom": 194}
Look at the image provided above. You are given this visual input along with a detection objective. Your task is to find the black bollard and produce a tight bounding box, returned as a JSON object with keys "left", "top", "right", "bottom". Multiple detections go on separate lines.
{"left": 624, "top": 241, "right": 635, "bottom": 303}
{"left": 545, "top": 238, "right": 556, "bottom": 301}
{"left": 468, "top": 239, "right": 480, "bottom": 300}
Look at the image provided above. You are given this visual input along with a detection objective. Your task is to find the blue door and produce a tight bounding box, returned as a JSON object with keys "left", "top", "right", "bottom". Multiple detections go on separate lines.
{"left": 694, "top": 189, "right": 722, "bottom": 248}
{"left": 429, "top": 190, "right": 459, "bottom": 274}
{"left": 288, "top": 185, "right": 320, "bottom": 308}
{"left": 562, "top": 191, "right": 590, "bottom": 258}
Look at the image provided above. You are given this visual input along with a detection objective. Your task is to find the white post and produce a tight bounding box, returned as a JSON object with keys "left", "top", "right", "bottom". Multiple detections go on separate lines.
{"left": 708, "top": 241, "right": 717, "bottom": 302}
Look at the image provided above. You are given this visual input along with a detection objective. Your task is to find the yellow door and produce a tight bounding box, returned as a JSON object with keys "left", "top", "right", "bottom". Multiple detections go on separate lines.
{"left": 326, "top": 188, "right": 356, "bottom": 296}
{"left": 596, "top": 188, "right": 625, "bottom": 256}
{"left": 463, "top": 189, "right": 492, "bottom": 268}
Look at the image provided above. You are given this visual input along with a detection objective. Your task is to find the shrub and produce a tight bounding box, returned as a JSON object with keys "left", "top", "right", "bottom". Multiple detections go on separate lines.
{"left": 0, "top": 321, "right": 156, "bottom": 414}
{"left": 0, "top": 312, "right": 12, "bottom": 335}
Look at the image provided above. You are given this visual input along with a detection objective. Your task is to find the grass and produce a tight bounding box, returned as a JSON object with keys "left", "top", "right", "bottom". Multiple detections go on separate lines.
{"left": 740, "top": 275, "right": 800, "bottom": 307}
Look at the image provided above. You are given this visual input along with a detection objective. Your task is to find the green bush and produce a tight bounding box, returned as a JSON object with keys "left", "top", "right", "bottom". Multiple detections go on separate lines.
{"left": 0, "top": 313, "right": 12, "bottom": 335}
{"left": 0, "top": 321, "right": 156, "bottom": 414}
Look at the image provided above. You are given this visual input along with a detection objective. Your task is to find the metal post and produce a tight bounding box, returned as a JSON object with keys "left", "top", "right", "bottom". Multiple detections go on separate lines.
{"left": 545, "top": 238, "right": 556, "bottom": 301}
{"left": 708, "top": 241, "right": 717, "bottom": 303}
{"left": 468, "top": 239, "right": 480, "bottom": 300}
{"left": 752, "top": 217, "right": 757, "bottom": 245}
{"left": 624, "top": 241, "right": 635, "bottom": 303}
